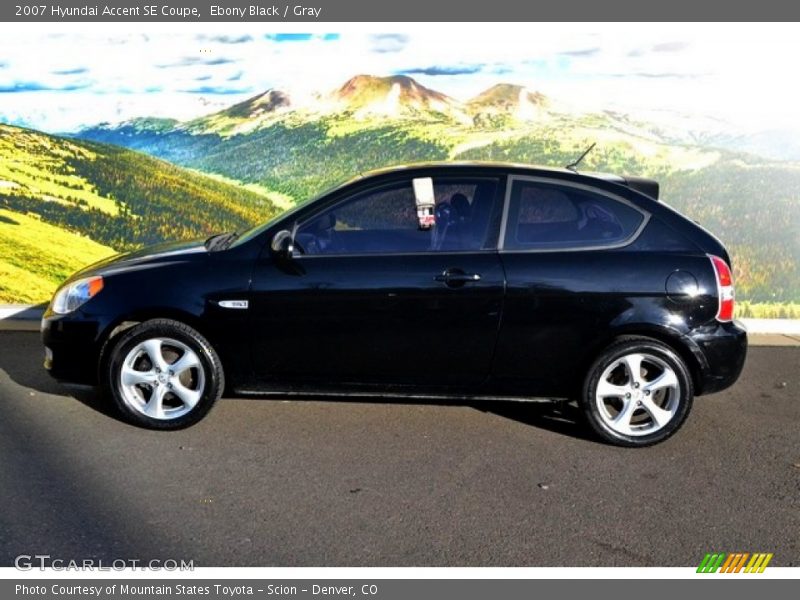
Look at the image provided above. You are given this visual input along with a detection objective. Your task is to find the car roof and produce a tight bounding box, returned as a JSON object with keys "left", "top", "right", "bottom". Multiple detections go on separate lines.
{"left": 356, "top": 161, "right": 626, "bottom": 184}
{"left": 353, "top": 161, "right": 656, "bottom": 200}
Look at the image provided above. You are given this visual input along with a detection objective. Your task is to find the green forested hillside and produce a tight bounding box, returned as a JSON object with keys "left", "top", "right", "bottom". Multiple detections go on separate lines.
{"left": 662, "top": 163, "right": 800, "bottom": 302}
{"left": 79, "top": 118, "right": 453, "bottom": 201}
{"left": 0, "top": 124, "right": 281, "bottom": 301}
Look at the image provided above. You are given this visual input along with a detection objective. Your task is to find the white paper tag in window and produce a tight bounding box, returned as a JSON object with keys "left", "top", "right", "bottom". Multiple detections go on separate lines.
{"left": 413, "top": 177, "right": 436, "bottom": 230}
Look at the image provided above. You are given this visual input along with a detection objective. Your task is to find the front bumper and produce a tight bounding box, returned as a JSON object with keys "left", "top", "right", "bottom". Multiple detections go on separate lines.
{"left": 41, "top": 311, "right": 104, "bottom": 385}
{"left": 685, "top": 320, "right": 748, "bottom": 395}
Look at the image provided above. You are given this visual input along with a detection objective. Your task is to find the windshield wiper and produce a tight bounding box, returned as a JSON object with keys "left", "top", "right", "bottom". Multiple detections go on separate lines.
{"left": 204, "top": 233, "right": 223, "bottom": 250}
{"left": 220, "top": 231, "right": 239, "bottom": 249}
{"left": 204, "top": 231, "right": 238, "bottom": 252}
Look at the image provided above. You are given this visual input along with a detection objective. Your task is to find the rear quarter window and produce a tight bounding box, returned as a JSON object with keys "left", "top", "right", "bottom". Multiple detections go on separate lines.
{"left": 502, "top": 179, "right": 647, "bottom": 251}
{"left": 626, "top": 218, "right": 698, "bottom": 252}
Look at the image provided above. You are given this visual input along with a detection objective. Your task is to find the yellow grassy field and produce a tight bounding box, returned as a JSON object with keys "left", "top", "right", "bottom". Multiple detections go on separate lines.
{"left": 0, "top": 208, "right": 116, "bottom": 304}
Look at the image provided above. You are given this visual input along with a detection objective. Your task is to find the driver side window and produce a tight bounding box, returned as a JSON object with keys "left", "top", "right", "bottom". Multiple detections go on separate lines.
{"left": 295, "top": 178, "right": 499, "bottom": 255}
{"left": 296, "top": 183, "right": 429, "bottom": 255}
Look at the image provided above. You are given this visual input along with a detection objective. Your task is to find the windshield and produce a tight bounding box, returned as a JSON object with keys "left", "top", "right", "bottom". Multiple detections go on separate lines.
{"left": 230, "top": 176, "right": 362, "bottom": 247}
{"left": 230, "top": 210, "right": 293, "bottom": 247}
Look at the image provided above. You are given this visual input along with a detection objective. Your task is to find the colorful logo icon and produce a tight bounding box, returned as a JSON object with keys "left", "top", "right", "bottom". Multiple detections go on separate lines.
{"left": 697, "top": 553, "right": 773, "bottom": 573}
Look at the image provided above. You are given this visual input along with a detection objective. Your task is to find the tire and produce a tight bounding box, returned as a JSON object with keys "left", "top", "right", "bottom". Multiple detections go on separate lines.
{"left": 580, "top": 338, "right": 693, "bottom": 447}
{"left": 105, "top": 319, "right": 224, "bottom": 430}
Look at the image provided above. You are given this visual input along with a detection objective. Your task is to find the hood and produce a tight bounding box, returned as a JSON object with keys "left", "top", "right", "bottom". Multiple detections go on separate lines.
{"left": 69, "top": 238, "right": 207, "bottom": 281}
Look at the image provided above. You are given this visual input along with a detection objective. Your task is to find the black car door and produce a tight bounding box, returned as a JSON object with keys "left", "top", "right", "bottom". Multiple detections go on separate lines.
{"left": 248, "top": 173, "right": 506, "bottom": 388}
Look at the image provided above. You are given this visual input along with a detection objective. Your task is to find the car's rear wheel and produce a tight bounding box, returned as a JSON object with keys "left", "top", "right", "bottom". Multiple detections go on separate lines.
{"left": 106, "top": 319, "right": 224, "bottom": 429}
{"left": 580, "top": 339, "right": 693, "bottom": 447}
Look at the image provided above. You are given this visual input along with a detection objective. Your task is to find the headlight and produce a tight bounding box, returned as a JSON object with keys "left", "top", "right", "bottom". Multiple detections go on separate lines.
{"left": 51, "top": 276, "right": 104, "bottom": 315}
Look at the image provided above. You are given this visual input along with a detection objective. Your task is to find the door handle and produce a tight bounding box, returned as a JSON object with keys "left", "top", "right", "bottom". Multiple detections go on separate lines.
{"left": 434, "top": 269, "right": 482, "bottom": 287}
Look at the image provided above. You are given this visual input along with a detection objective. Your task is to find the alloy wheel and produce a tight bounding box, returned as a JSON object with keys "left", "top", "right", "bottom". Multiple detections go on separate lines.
{"left": 594, "top": 351, "right": 680, "bottom": 437}
{"left": 118, "top": 337, "right": 205, "bottom": 420}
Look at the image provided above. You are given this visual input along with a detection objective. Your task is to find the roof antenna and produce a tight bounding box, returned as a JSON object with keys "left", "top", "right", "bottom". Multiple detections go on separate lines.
{"left": 565, "top": 142, "right": 596, "bottom": 172}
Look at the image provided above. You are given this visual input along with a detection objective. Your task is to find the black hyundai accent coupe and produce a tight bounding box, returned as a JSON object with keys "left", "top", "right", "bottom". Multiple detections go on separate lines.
{"left": 42, "top": 163, "right": 747, "bottom": 446}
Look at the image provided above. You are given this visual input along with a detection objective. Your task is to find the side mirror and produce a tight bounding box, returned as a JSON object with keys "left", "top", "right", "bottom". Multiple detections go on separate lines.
{"left": 270, "top": 230, "right": 294, "bottom": 257}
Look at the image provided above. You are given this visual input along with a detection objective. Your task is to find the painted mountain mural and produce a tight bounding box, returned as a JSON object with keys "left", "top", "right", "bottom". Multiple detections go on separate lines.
{"left": 2, "top": 75, "right": 798, "bottom": 312}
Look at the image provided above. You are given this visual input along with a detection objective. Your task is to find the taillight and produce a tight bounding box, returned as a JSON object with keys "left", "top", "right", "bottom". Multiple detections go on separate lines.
{"left": 709, "top": 255, "right": 734, "bottom": 322}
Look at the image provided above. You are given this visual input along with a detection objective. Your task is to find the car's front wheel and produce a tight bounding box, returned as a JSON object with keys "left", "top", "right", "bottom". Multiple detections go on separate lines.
{"left": 581, "top": 338, "right": 693, "bottom": 447}
{"left": 106, "top": 319, "right": 224, "bottom": 429}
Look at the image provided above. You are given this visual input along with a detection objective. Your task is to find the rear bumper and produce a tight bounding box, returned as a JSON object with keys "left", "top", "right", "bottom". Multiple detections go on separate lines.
{"left": 41, "top": 311, "right": 104, "bottom": 385}
{"left": 685, "top": 320, "right": 748, "bottom": 395}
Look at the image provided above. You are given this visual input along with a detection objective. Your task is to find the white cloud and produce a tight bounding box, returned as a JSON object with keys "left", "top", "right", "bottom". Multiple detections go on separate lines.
{"left": 0, "top": 23, "right": 798, "bottom": 133}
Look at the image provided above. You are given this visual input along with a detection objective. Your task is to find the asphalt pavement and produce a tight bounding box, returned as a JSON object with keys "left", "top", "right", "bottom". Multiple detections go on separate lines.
{"left": 0, "top": 331, "right": 797, "bottom": 567}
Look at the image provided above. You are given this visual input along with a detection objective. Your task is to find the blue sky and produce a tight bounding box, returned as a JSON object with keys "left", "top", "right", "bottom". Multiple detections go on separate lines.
{"left": 0, "top": 24, "right": 798, "bottom": 132}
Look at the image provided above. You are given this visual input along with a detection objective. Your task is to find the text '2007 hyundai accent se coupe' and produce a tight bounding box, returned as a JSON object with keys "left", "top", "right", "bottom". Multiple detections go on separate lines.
{"left": 42, "top": 162, "right": 747, "bottom": 447}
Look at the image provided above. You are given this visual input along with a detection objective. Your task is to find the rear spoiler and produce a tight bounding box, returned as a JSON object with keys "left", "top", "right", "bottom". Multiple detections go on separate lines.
{"left": 620, "top": 176, "right": 659, "bottom": 201}
{"left": 586, "top": 172, "right": 660, "bottom": 201}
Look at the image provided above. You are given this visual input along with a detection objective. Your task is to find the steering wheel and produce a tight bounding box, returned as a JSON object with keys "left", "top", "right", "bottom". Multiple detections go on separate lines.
{"left": 292, "top": 236, "right": 307, "bottom": 255}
